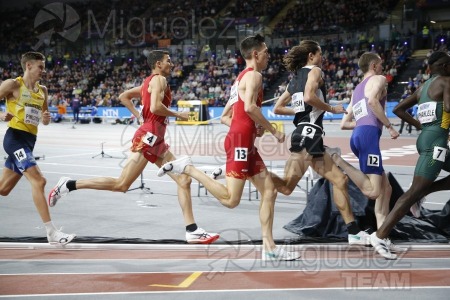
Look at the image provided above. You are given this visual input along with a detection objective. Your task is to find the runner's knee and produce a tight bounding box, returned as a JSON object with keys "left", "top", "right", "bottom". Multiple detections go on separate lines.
{"left": 330, "top": 173, "right": 348, "bottom": 190}
{"left": 112, "top": 180, "right": 130, "bottom": 193}
{"left": 224, "top": 198, "right": 241, "bottom": 209}
{"left": 31, "top": 175, "right": 46, "bottom": 190}
{"left": 278, "top": 186, "right": 293, "bottom": 196}
{"left": 176, "top": 174, "right": 192, "bottom": 189}
{"left": 0, "top": 187, "right": 11, "bottom": 196}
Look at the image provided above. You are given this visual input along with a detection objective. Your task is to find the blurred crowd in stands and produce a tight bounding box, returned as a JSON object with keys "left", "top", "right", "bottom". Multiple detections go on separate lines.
{"left": 0, "top": 0, "right": 449, "bottom": 113}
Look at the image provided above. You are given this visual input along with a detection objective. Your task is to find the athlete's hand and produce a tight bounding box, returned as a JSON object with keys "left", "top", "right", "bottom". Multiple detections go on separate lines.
{"left": 41, "top": 110, "right": 51, "bottom": 125}
{"left": 0, "top": 112, "right": 13, "bottom": 122}
{"left": 274, "top": 130, "right": 285, "bottom": 143}
{"left": 388, "top": 126, "right": 399, "bottom": 139}
{"left": 330, "top": 104, "right": 347, "bottom": 114}
{"left": 256, "top": 124, "right": 264, "bottom": 137}
{"left": 177, "top": 111, "right": 190, "bottom": 121}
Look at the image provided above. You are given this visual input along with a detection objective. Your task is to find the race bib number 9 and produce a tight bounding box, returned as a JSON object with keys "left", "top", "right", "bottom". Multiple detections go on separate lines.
{"left": 234, "top": 147, "right": 248, "bottom": 161}
{"left": 417, "top": 102, "right": 437, "bottom": 124}
{"left": 142, "top": 132, "right": 157, "bottom": 147}
{"left": 353, "top": 99, "right": 368, "bottom": 121}
{"left": 24, "top": 106, "right": 41, "bottom": 126}
{"left": 301, "top": 126, "right": 316, "bottom": 139}
{"left": 433, "top": 146, "right": 447, "bottom": 162}
{"left": 291, "top": 92, "right": 305, "bottom": 113}
{"left": 228, "top": 82, "right": 239, "bottom": 106}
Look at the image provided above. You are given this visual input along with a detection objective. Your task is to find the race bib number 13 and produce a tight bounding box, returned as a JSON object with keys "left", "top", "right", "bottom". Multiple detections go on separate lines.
{"left": 234, "top": 147, "right": 248, "bottom": 161}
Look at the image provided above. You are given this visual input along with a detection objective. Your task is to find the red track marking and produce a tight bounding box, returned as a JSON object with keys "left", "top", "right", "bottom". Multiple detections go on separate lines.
{"left": 1, "top": 245, "right": 449, "bottom": 296}
{"left": 1, "top": 269, "right": 449, "bottom": 295}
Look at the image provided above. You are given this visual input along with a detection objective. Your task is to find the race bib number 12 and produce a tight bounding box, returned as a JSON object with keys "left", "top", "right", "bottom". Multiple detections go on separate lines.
{"left": 367, "top": 154, "right": 380, "bottom": 167}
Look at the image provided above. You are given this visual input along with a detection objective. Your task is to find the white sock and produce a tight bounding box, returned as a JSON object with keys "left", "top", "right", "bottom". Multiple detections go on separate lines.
{"left": 44, "top": 221, "right": 57, "bottom": 234}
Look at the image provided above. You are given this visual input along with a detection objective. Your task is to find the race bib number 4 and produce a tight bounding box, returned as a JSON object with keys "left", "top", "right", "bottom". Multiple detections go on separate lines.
{"left": 142, "top": 132, "right": 157, "bottom": 147}
{"left": 234, "top": 147, "right": 248, "bottom": 161}
{"left": 291, "top": 92, "right": 305, "bottom": 113}
{"left": 417, "top": 102, "right": 437, "bottom": 124}
{"left": 353, "top": 99, "right": 368, "bottom": 121}
{"left": 433, "top": 146, "right": 447, "bottom": 162}
{"left": 301, "top": 126, "right": 316, "bottom": 139}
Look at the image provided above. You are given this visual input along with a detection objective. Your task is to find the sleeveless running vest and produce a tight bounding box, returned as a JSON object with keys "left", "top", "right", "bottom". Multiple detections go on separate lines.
{"left": 417, "top": 76, "right": 450, "bottom": 130}
{"left": 7, "top": 76, "right": 45, "bottom": 135}
{"left": 229, "top": 68, "right": 263, "bottom": 130}
{"left": 140, "top": 74, "right": 172, "bottom": 125}
{"left": 287, "top": 66, "right": 327, "bottom": 127}
{"left": 352, "top": 75, "right": 386, "bottom": 129}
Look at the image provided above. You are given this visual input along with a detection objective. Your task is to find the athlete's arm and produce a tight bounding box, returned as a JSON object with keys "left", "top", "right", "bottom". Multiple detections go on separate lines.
{"left": 304, "top": 67, "right": 345, "bottom": 113}
{"left": 340, "top": 96, "right": 355, "bottom": 130}
{"left": 41, "top": 85, "right": 51, "bottom": 125}
{"left": 393, "top": 87, "right": 422, "bottom": 131}
{"left": 119, "top": 86, "right": 142, "bottom": 121}
{"left": 367, "top": 75, "right": 399, "bottom": 138}
{"left": 273, "top": 89, "right": 294, "bottom": 115}
{"left": 149, "top": 75, "right": 188, "bottom": 121}
{"left": 443, "top": 77, "right": 450, "bottom": 113}
{"left": 243, "top": 71, "right": 284, "bottom": 142}
{"left": 220, "top": 100, "right": 233, "bottom": 127}
{"left": 0, "top": 79, "right": 18, "bottom": 122}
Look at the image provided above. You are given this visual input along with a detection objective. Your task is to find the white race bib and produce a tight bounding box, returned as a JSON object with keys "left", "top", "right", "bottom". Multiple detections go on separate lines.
{"left": 13, "top": 148, "right": 27, "bottom": 162}
{"left": 142, "top": 132, "right": 157, "bottom": 147}
{"left": 228, "top": 81, "right": 239, "bottom": 106}
{"left": 291, "top": 92, "right": 305, "bottom": 113}
{"left": 301, "top": 125, "right": 316, "bottom": 139}
{"left": 353, "top": 100, "right": 368, "bottom": 121}
{"left": 367, "top": 154, "right": 380, "bottom": 167}
{"left": 24, "top": 106, "right": 41, "bottom": 126}
{"left": 234, "top": 147, "right": 248, "bottom": 161}
{"left": 433, "top": 146, "right": 447, "bottom": 162}
{"left": 417, "top": 102, "right": 437, "bottom": 124}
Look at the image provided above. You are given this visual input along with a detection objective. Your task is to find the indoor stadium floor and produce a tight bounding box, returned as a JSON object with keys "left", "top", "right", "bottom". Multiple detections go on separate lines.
{"left": 1, "top": 119, "right": 449, "bottom": 299}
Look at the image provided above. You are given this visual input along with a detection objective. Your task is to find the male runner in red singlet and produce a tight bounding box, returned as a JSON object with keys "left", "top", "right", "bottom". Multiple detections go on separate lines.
{"left": 48, "top": 50, "right": 219, "bottom": 244}
{"left": 158, "top": 35, "right": 301, "bottom": 261}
